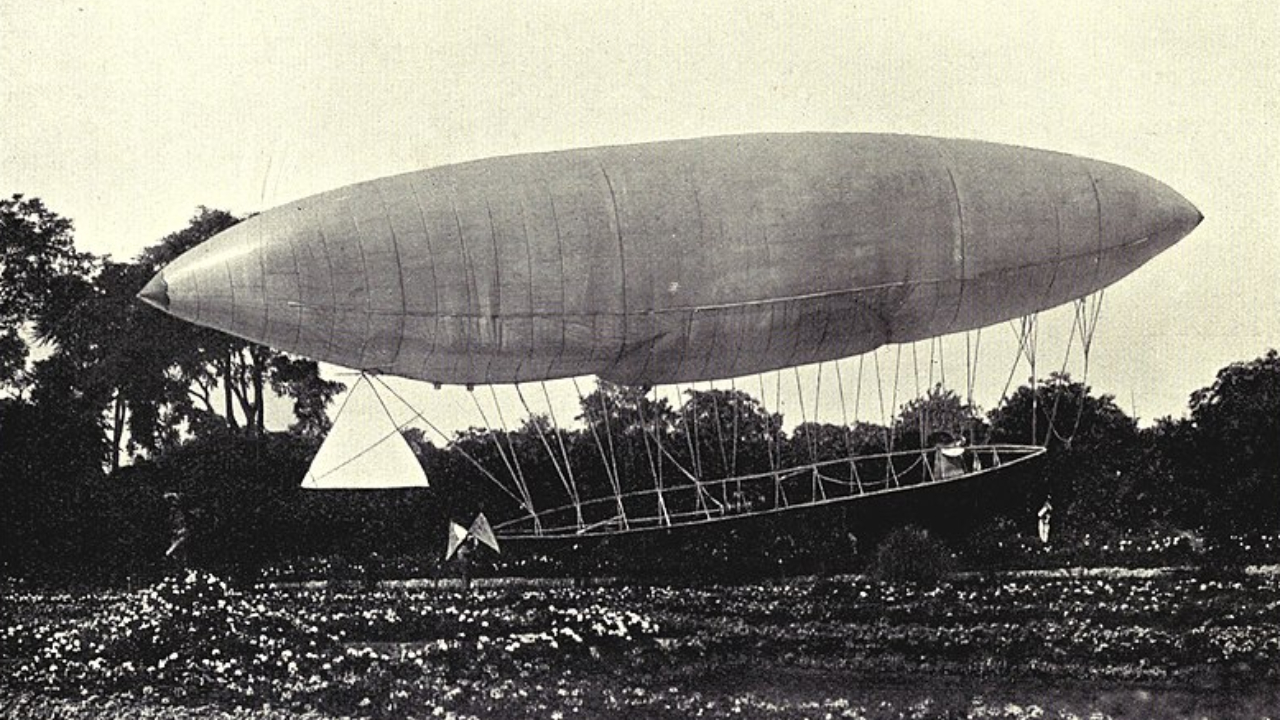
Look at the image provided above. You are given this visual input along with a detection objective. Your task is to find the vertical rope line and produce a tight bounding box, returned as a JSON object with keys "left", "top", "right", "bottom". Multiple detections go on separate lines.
{"left": 758, "top": 373, "right": 776, "bottom": 477}
{"left": 850, "top": 359, "right": 866, "bottom": 493}
{"left": 467, "top": 390, "right": 526, "bottom": 506}
{"left": 1065, "top": 290, "right": 1105, "bottom": 441}
{"left": 794, "top": 367, "right": 814, "bottom": 464}
{"left": 573, "top": 377, "right": 627, "bottom": 528}
{"left": 483, "top": 386, "right": 539, "bottom": 523}
{"left": 774, "top": 371, "right": 784, "bottom": 474}
{"left": 1044, "top": 303, "right": 1081, "bottom": 445}
{"left": 794, "top": 366, "right": 819, "bottom": 502}
{"left": 890, "top": 345, "right": 902, "bottom": 452}
{"left": 729, "top": 378, "right": 740, "bottom": 479}
{"left": 1024, "top": 315, "right": 1039, "bottom": 446}
{"left": 677, "top": 383, "right": 718, "bottom": 511}
{"left": 835, "top": 359, "right": 852, "bottom": 461}
{"left": 855, "top": 354, "right": 865, "bottom": 427}
{"left": 966, "top": 329, "right": 982, "bottom": 444}
{"left": 709, "top": 382, "right": 730, "bottom": 480}
{"left": 650, "top": 386, "right": 670, "bottom": 520}
{"left": 812, "top": 363, "right": 826, "bottom": 499}
{"left": 912, "top": 342, "right": 925, "bottom": 445}
{"left": 750, "top": 373, "right": 773, "bottom": 514}
{"left": 540, "top": 381, "right": 580, "bottom": 509}
{"left": 936, "top": 336, "right": 946, "bottom": 390}
{"left": 370, "top": 377, "right": 530, "bottom": 512}
{"left": 854, "top": 356, "right": 867, "bottom": 492}
{"left": 834, "top": 358, "right": 855, "bottom": 491}
{"left": 676, "top": 383, "right": 700, "bottom": 478}
{"left": 813, "top": 363, "right": 825, "bottom": 453}
{"left": 927, "top": 339, "right": 936, "bottom": 391}
{"left": 596, "top": 382, "right": 624, "bottom": 508}
{"left": 873, "top": 349, "right": 889, "bottom": 451}
{"left": 887, "top": 346, "right": 904, "bottom": 485}
{"left": 637, "top": 387, "right": 670, "bottom": 526}
{"left": 514, "top": 384, "right": 582, "bottom": 528}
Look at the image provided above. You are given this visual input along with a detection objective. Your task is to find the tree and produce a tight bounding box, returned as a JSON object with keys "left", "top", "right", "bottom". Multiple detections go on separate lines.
{"left": 986, "top": 373, "right": 1141, "bottom": 542}
{"left": 268, "top": 357, "right": 346, "bottom": 438}
{"left": 786, "top": 422, "right": 865, "bottom": 466}
{"left": 673, "top": 388, "right": 781, "bottom": 479}
{"left": 575, "top": 380, "right": 676, "bottom": 494}
{"left": 893, "top": 383, "right": 985, "bottom": 449}
{"left": 130, "top": 207, "right": 345, "bottom": 445}
{"left": 0, "top": 194, "right": 93, "bottom": 388}
{"left": 1183, "top": 349, "right": 1280, "bottom": 536}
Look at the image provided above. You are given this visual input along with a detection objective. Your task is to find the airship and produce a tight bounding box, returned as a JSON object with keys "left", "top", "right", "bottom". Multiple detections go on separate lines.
{"left": 138, "top": 133, "right": 1201, "bottom": 387}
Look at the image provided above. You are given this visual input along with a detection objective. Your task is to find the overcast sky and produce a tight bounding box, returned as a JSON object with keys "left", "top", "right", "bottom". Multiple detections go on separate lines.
{"left": 3, "top": 1, "right": 1276, "bottom": 437}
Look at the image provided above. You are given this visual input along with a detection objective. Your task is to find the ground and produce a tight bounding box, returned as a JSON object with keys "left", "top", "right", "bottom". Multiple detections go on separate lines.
{"left": 3, "top": 569, "right": 1279, "bottom": 719}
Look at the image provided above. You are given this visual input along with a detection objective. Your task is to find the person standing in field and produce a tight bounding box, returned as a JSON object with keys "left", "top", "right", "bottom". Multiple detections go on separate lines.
{"left": 164, "top": 492, "right": 190, "bottom": 567}
{"left": 1038, "top": 498, "right": 1053, "bottom": 546}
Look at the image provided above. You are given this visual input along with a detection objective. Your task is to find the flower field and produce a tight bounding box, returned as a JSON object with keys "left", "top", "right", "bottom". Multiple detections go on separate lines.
{"left": 3, "top": 571, "right": 1279, "bottom": 719}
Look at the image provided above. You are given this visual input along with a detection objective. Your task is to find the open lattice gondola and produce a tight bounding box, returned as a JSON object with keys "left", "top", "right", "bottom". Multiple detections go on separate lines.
{"left": 492, "top": 443, "right": 1044, "bottom": 539}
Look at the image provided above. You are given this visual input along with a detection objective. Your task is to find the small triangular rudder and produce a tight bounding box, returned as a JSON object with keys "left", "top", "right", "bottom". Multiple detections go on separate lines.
{"left": 445, "top": 522, "right": 469, "bottom": 561}
{"left": 468, "top": 513, "right": 500, "bottom": 554}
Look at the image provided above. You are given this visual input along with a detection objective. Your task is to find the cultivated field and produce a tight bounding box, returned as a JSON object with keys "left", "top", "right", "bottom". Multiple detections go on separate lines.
{"left": 3, "top": 570, "right": 1279, "bottom": 719}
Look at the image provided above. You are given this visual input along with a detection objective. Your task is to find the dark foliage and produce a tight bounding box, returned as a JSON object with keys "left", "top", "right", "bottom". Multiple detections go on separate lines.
{"left": 3, "top": 195, "right": 1278, "bottom": 585}
{"left": 870, "top": 525, "right": 954, "bottom": 583}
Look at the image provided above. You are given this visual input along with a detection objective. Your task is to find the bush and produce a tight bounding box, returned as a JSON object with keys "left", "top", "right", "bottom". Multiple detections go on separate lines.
{"left": 871, "top": 525, "right": 954, "bottom": 584}
{"left": 11, "top": 571, "right": 343, "bottom": 702}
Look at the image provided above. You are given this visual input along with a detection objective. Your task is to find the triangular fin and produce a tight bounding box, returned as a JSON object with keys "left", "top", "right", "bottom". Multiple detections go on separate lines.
{"left": 468, "top": 513, "right": 500, "bottom": 554}
{"left": 302, "top": 376, "right": 429, "bottom": 490}
{"left": 445, "top": 522, "right": 469, "bottom": 560}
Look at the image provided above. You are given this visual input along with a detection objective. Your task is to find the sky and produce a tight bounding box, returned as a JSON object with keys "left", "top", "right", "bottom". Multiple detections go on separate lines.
{"left": 3, "top": 1, "right": 1277, "bottom": 439}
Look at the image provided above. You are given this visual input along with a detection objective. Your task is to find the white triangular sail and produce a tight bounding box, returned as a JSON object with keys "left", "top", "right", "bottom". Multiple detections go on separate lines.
{"left": 302, "top": 376, "right": 429, "bottom": 490}
{"left": 468, "top": 513, "right": 500, "bottom": 554}
{"left": 445, "top": 522, "right": 469, "bottom": 560}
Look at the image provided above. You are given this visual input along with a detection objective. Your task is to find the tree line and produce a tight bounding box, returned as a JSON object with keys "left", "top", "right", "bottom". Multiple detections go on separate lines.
{"left": 1, "top": 195, "right": 1276, "bottom": 584}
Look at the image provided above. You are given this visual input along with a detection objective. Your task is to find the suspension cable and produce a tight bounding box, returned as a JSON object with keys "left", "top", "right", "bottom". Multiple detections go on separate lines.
{"left": 795, "top": 366, "right": 815, "bottom": 464}
{"left": 572, "top": 377, "right": 628, "bottom": 528}
{"left": 1050, "top": 291, "right": 1106, "bottom": 445}
{"left": 675, "top": 383, "right": 701, "bottom": 479}
{"left": 966, "top": 329, "right": 981, "bottom": 443}
{"left": 370, "top": 376, "right": 531, "bottom": 513}
{"left": 540, "top": 381, "right": 581, "bottom": 508}
{"left": 873, "top": 349, "right": 890, "bottom": 451}
{"left": 729, "top": 377, "right": 740, "bottom": 479}
{"left": 479, "top": 386, "right": 539, "bottom": 521}
{"left": 636, "top": 387, "right": 671, "bottom": 526}
{"left": 709, "top": 382, "right": 731, "bottom": 479}
{"left": 514, "top": 384, "right": 582, "bottom": 528}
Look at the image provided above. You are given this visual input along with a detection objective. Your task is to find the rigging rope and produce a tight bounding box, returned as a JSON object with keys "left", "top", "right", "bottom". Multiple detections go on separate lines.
{"left": 729, "top": 377, "right": 740, "bottom": 479}
{"left": 370, "top": 377, "right": 532, "bottom": 513}
{"left": 477, "top": 387, "right": 539, "bottom": 523}
{"left": 1045, "top": 291, "right": 1106, "bottom": 446}
{"left": 513, "top": 384, "right": 583, "bottom": 528}
{"left": 306, "top": 375, "right": 411, "bottom": 484}
{"left": 966, "top": 329, "right": 982, "bottom": 443}
{"left": 572, "top": 377, "right": 628, "bottom": 528}
{"left": 709, "top": 382, "right": 731, "bottom": 480}
{"left": 540, "top": 381, "right": 581, "bottom": 508}
{"left": 635, "top": 387, "right": 671, "bottom": 526}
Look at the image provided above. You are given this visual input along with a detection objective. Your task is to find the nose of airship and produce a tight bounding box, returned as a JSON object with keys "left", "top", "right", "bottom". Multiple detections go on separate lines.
{"left": 134, "top": 216, "right": 268, "bottom": 342}
{"left": 1088, "top": 161, "right": 1201, "bottom": 288}
{"left": 1092, "top": 161, "right": 1203, "bottom": 252}
{"left": 137, "top": 272, "right": 169, "bottom": 312}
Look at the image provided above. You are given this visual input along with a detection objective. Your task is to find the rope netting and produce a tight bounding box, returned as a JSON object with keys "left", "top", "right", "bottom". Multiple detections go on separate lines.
{"left": 346, "top": 292, "right": 1104, "bottom": 540}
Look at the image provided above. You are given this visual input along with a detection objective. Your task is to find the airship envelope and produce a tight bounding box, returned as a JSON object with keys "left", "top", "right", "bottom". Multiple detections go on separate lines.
{"left": 139, "top": 134, "right": 1201, "bottom": 387}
